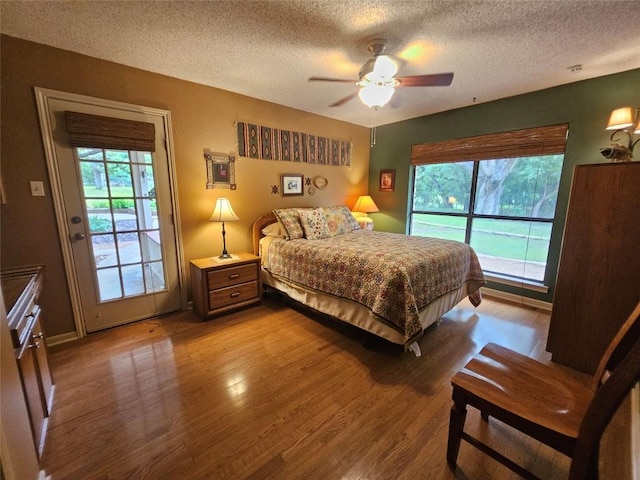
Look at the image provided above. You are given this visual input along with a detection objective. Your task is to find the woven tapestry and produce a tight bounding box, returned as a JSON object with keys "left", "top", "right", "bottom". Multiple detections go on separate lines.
{"left": 237, "top": 122, "right": 351, "bottom": 167}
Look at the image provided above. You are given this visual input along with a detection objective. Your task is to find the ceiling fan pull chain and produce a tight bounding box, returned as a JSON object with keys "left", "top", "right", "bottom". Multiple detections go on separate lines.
{"left": 370, "top": 109, "right": 377, "bottom": 147}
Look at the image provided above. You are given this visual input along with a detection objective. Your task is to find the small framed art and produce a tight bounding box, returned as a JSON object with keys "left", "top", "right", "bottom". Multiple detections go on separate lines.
{"left": 379, "top": 169, "right": 395, "bottom": 192}
{"left": 281, "top": 173, "right": 304, "bottom": 196}
{"left": 204, "top": 149, "right": 236, "bottom": 189}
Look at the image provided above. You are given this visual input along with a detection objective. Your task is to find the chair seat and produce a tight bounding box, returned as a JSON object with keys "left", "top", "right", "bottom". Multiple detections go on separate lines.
{"left": 452, "top": 343, "right": 593, "bottom": 439}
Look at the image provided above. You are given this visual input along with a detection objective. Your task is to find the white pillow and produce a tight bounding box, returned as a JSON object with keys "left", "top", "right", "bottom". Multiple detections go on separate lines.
{"left": 261, "top": 222, "right": 286, "bottom": 238}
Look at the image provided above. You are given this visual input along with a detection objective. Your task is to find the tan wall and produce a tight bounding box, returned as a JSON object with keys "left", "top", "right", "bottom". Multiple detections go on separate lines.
{"left": 0, "top": 35, "right": 370, "bottom": 337}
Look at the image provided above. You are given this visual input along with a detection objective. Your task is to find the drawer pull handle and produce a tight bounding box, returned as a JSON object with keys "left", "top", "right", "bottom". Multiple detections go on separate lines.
{"left": 229, "top": 273, "right": 240, "bottom": 279}
{"left": 32, "top": 332, "right": 44, "bottom": 340}
{"left": 230, "top": 292, "right": 241, "bottom": 298}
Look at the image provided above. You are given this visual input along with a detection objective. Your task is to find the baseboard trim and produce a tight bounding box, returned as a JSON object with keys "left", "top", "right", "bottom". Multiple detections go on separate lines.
{"left": 481, "top": 287, "right": 552, "bottom": 312}
{"left": 46, "top": 331, "right": 79, "bottom": 347}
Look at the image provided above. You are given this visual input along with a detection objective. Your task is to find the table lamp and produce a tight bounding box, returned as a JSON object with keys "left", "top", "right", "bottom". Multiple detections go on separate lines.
{"left": 352, "top": 195, "right": 379, "bottom": 230}
{"left": 210, "top": 197, "right": 239, "bottom": 259}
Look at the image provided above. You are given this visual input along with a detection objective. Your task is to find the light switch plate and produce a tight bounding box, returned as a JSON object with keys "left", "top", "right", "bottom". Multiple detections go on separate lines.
{"left": 30, "top": 181, "right": 45, "bottom": 197}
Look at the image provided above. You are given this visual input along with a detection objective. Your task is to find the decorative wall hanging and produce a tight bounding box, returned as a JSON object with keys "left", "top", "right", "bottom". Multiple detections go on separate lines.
{"left": 281, "top": 174, "right": 304, "bottom": 197}
{"left": 204, "top": 149, "right": 236, "bottom": 189}
{"left": 237, "top": 122, "right": 351, "bottom": 166}
{"left": 271, "top": 185, "right": 279, "bottom": 195}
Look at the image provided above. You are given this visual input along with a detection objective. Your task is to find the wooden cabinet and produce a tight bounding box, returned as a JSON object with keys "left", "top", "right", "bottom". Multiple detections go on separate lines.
{"left": 190, "top": 253, "right": 262, "bottom": 319}
{"left": 2, "top": 265, "right": 54, "bottom": 458}
{"left": 547, "top": 162, "right": 640, "bottom": 374}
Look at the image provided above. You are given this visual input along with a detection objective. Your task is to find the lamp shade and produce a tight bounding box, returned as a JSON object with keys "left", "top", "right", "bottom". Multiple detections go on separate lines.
{"left": 352, "top": 195, "right": 380, "bottom": 213}
{"left": 358, "top": 84, "right": 395, "bottom": 108}
{"left": 606, "top": 107, "right": 635, "bottom": 130}
{"left": 210, "top": 197, "right": 239, "bottom": 222}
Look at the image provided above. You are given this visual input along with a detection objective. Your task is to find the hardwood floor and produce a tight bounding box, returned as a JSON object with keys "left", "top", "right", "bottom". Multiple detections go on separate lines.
{"left": 42, "top": 295, "right": 618, "bottom": 479}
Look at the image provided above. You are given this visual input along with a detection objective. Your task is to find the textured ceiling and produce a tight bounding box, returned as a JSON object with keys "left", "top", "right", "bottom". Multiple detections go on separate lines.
{"left": 2, "top": 1, "right": 639, "bottom": 127}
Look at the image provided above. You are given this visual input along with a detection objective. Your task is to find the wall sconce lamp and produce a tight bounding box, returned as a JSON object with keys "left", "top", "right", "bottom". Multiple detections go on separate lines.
{"left": 352, "top": 195, "right": 379, "bottom": 230}
{"left": 601, "top": 106, "right": 640, "bottom": 161}
{"left": 210, "top": 197, "right": 239, "bottom": 259}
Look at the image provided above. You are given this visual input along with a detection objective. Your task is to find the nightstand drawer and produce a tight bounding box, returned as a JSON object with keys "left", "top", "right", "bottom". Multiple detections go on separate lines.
{"left": 209, "top": 281, "right": 259, "bottom": 310}
{"left": 207, "top": 264, "right": 257, "bottom": 289}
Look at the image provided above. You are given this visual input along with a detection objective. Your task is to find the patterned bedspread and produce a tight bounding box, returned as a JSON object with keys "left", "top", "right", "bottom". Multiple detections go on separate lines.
{"left": 262, "top": 230, "right": 485, "bottom": 343}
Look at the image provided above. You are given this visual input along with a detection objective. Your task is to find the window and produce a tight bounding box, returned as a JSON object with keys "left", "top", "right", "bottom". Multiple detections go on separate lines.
{"left": 409, "top": 125, "right": 568, "bottom": 286}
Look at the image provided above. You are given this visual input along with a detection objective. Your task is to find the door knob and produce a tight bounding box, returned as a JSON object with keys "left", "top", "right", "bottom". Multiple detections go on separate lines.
{"left": 73, "top": 232, "right": 86, "bottom": 241}
{"left": 71, "top": 216, "right": 83, "bottom": 224}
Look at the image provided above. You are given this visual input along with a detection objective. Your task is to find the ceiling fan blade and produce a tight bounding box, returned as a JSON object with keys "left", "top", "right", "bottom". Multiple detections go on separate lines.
{"left": 309, "top": 76, "right": 356, "bottom": 83}
{"left": 396, "top": 73, "right": 454, "bottom": 87}
{"left": 330, "top": 92, "right": 358, "bottom": 107}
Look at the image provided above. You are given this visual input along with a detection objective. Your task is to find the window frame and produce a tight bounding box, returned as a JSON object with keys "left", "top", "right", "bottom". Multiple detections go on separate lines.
{"left": 408, "top": 125, "right": 568, "bottom": 289}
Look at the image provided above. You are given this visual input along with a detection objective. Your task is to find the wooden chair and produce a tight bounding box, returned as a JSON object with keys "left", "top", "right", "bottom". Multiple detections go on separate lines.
{"left": 447, "top": 301, "right": 640, "bottom": 479}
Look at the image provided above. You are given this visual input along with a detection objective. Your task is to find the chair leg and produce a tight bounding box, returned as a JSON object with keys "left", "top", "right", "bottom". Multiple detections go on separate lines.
{"left": 447, "top": 399, "right": 467, "bottom": 466}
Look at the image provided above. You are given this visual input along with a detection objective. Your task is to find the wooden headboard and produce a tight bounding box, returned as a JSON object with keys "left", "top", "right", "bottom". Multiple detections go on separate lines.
{"left": 251, "top": 212, "right": 277, "bottom": 255}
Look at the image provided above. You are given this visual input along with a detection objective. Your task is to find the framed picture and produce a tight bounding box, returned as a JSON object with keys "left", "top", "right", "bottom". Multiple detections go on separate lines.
{"left": 379, "top": 169, "right": 395, "bottom": 192}
{"left": 281, "top": 173, "right": 304, "bottom": 196}
{"left": 204, "top": 150, "right": 236, "bottom": 189}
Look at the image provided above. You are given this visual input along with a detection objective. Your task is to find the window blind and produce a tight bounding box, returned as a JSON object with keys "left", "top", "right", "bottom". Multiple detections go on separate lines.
{"left": 65, "top": 111, "right": 156, "bottom": 152}
{"left": 410, "top": 124, "right": 569, "bottom": 165}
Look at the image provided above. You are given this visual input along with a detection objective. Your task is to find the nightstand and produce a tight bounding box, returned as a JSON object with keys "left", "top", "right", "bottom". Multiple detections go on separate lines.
{"left": 190, "top": 252, "right": 262, "bottom": 319}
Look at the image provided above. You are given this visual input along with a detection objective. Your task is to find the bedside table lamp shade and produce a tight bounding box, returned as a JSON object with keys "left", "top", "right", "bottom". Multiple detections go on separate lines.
{"left": 210, "top": 197, "right": 239, "bottom": 259}
{"left": 352, "top": 195, "right": 379, "bottom": 230}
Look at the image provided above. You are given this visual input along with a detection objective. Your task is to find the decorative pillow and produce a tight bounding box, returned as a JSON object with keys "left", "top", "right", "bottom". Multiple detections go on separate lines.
{"left": 322, "top": 205, "right": 360, "bottom": 236}
{"left": 298, "top": 208, "right": 330, "bottom": 240}
{"left": 273, "top": 208, "right": 307, "bottom": 240}
{"left": 261, "top": 222, "right": 286, "bottom": 238}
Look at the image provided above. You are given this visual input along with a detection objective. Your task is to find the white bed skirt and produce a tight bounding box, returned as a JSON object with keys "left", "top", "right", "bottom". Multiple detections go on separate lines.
{"left": 261, "top": 268, "right": 474, "bottom": 348}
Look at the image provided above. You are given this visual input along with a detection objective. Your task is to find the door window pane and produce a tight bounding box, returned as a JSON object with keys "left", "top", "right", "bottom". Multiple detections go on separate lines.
{"left": 79, "top": 147, "right": 168, "bottom": 302}
{"left": 145, "top": 262, "right": 166, "bottom": 292}
{"left": 117, "top": 232, "right": 141, "bottom": 264}
{"left": 92, "top": 234, "right": 117, "bottom": 268}
{"left": 80, "top": 161, "right": 108, "bottom": 199}
{"left": 97, "top": 267, "right": 122, "bottom": 301}
{"left": 107, "top": 163, "right": 133, "bottom": 197}
{"left": 122, "top": 264, "right": 145, "bottom": 296}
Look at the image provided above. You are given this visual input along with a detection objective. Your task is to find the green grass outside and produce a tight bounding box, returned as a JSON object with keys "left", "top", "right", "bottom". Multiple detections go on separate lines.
{"left": 412, "top": 214, "right": 550, "bottom": 262}
{"left": 84, "top": 185, "right": 135, "bottom": 209}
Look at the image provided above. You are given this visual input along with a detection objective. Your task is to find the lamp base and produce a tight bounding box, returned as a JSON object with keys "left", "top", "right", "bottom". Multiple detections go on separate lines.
{"left": 219, "top": 251, "right": 232, "bottom": 259}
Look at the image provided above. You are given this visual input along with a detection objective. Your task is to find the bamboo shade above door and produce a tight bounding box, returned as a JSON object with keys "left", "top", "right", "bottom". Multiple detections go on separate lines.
{"left": 65, "top": 111, "right": 156, "bottom": 152}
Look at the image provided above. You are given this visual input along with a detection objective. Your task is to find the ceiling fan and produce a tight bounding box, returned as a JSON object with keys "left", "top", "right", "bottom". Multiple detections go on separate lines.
{"left": 309, "top": 40, "right": 454, "bottom": 109}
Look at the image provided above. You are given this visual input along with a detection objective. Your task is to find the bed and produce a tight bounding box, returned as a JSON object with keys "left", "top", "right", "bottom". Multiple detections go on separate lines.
{"left": 252, "top": 206, "right": 485, "bottom": 355}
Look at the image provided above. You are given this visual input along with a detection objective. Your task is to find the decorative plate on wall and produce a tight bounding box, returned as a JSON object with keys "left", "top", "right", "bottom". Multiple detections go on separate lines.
{"left": 313, "top": 176, "right": 328, "bottom": 189}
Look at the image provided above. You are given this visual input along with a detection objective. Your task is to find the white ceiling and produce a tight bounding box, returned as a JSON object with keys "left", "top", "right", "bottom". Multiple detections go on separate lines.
{"left": 2, "top": 1, "right": 639, "bottom": 127}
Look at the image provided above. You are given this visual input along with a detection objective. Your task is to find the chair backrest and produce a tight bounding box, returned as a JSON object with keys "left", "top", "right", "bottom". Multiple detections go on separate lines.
{"left": 570, "top": 301, "right": 640, "bottom": 479}
{"left": 591, "top": 301, "right": 640, "bottom": 391}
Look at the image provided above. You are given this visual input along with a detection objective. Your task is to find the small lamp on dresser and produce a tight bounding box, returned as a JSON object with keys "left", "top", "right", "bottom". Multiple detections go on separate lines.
{"left": 210, "top": 197, "right": 239, "bottom": 259}
{"left": 351, "top": 195, "right": 379, "bottom": 230}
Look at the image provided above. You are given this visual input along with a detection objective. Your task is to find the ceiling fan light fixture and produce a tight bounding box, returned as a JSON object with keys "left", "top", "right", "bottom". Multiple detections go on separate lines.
{"left": 371, "top": 55, "right": 398, "bottom": 79}
{"left": 358, "top": 84, "right": 395, "bottom": 108}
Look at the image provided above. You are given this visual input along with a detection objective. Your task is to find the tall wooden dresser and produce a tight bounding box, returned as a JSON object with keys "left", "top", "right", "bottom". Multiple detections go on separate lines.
{"left": 546, "top": 162, "right": 640, "bottom": 374}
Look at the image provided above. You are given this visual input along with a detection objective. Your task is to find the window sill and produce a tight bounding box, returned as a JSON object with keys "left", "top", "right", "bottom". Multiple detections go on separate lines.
{"left": 483, "top": 273, "right": 549, "bottom": 294}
